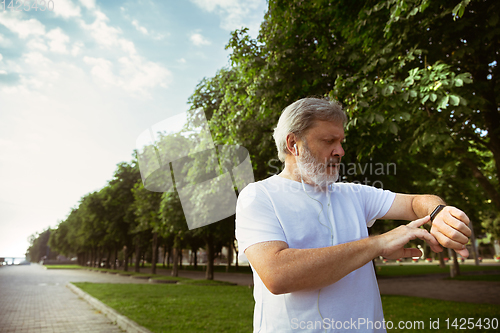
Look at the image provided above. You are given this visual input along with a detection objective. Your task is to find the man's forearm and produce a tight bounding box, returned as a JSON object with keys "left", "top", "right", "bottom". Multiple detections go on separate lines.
{"left": 246, "top": 217, "right": 439, "bottom": 295}
{"left": 251, "top": 237, "right": 381, "bottom": 294}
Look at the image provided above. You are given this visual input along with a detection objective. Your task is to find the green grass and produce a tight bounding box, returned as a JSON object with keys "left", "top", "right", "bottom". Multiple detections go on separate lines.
{"left": 74, "top": 282, "right": 254, "bottom": 333}
{"left": 178, "top": 279, "right": 237, "bottom": 286}
{"left": 376, "top": 264, "right": 500, "bottom": 277}
{"left": 44, "top": 265, "right": 84, "bottom": 269}
{"left": 149, "top": 275, "right": 188, "bottom": 282}
{"left": 139, "top": 264, "right": 253, "bottom": 274}
{"left": 74, "top": 283, "right": 500, "bottom": 333}
{"left": 382, "top": 295, "right": 500, "bottom": 332}
{"left": 447, "top": 274, "right": 500, "bottom": 282}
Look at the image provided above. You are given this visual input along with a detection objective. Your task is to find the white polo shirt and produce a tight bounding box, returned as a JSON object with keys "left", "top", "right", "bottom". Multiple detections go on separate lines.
{"left": 236, "top": 175, "right": 396, "bottom": 332}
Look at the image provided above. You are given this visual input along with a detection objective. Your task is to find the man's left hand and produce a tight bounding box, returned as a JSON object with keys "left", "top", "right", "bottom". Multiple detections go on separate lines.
{"left": 430, "top": 206, "right": 471, "bottom": 258}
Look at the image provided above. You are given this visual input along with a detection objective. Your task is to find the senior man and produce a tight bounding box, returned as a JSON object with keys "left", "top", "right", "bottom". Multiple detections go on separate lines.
{"left": 235, "top": 97, "right": 471, "bottom": 332}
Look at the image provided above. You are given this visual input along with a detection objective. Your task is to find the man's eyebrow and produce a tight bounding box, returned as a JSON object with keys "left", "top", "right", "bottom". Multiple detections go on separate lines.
{"left": 323, "top": 134, "right": 344, "bottom": 140}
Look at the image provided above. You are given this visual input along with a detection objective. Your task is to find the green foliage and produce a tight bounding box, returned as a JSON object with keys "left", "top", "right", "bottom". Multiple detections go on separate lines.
{"left": 27, "top": 228, "right": 57, "bottom": 262}
{"left": 187, "top": 0, "right": 499, "bottom": 240}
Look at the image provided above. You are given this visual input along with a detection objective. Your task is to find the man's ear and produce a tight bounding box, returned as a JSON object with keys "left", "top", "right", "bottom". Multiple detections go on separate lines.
{"left": 286, "top": 134, "right": 298, "bottom": 156}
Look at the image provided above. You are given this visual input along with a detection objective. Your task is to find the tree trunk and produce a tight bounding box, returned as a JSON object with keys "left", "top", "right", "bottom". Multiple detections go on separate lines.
{"left": 193, "top": 250, "right": 198, "bottom": 270}
{"left": 205, "top": 234, "right": 214, "bottom": 280}
{"left": 90, "top": 248, "right": 94, "bottom": 267}
{"left": 226, "top": 241, "right": 233, "bottom": 273}
{"left": 135, "top": 237, "right": 141, "bottom": 273}
{"left": 106, "top": 250, "right": 111, "bottom": 269}
{"left": 448, "top": 248, "right": 460, "bottom": 278}
{"left": 97, "top": 249, "right": 103, "bottom": 268}
{"left": 179, "top": 249, "right": 183, "bottom": 270}
{"left": 123, "top": 246, "right": 129, "bottom": 272}
{"left": 438, "top": 251, "right": 446, "bottom": 268}
{"left": 172, "top": 234, "right": 180, "bottom": 277}
{"left": 152, "top": 232, "right": 158, "bottom": 275}
{"left": 235, "top": 240, "right": 239, "bottom": 272}
{"left": 469, "top": 221, "right": 480, "bottom": 266}
{"left": 113, "top": 247, "right": 118, "bottom": 270}
{"left": 163, "top": 245, "right": 167, "bottom": 268}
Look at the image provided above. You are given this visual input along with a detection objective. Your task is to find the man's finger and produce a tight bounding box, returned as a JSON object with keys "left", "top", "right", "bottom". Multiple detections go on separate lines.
{"left": 402, "top": 247, "right": 422, "bottom": 258}
{"left": 455, "top": 247, "right": 469, "bottom": 258}
{"left": 407, "top": 216, "right": 431, "bottom": 229}
{"left": 448, "top": 207, "right": 470, "bottom": 226}
{"left": 437, "top": 214, "right": 471, "bottom": 238}
{"left": 413, "top": 228, "right": 442, "bottom": 253}
{"left": 432, "top": 230, "right": 469, "bottom": 252}
{"left": 433, "top": 223, "right": 469, "bottom": 245}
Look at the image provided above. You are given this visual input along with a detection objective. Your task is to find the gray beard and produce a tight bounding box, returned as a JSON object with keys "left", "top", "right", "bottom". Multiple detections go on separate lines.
{"left": 296, "top": 142, "right": 339, "bottom": 189}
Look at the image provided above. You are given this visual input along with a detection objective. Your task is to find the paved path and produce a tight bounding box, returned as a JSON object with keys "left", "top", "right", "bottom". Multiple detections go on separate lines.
{"left": 0, "top": 264, "right": 149, "bottom": 333}
{"left": 378, "top": 274, "right": 500, "bottom": 305}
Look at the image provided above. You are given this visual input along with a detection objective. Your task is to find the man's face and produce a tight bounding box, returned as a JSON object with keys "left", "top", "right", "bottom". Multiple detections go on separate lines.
{"left": 296, "top": 120, "right": 345, "bottom": 188}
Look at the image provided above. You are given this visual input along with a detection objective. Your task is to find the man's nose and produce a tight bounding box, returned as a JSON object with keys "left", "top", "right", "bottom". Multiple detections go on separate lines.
{"left": 333, "top": 143, "right": 344, "bottom": 157}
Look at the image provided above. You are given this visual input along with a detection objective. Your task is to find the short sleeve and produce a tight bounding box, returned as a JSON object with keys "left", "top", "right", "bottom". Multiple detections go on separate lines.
{"left": 357, "top": 185, "right": 396, "bottom": 227}
{"left": 235, "top": 183, "right": 287, "bottom": 262}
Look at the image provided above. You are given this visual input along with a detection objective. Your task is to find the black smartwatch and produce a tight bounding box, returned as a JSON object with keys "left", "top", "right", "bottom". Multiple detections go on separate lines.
{"left": 430, "top": 204, "right": 446, "bottom": 222}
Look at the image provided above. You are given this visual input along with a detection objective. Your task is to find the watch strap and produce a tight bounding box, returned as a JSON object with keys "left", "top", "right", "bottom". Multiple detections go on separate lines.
{"left": 430, "top": 204, "right": 446, "bottom": 221}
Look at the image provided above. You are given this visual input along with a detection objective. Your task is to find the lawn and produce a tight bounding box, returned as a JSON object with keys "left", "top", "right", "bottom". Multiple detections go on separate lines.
{"left": 382, "top": 295, "right": 500, "bottom": 332}
{"left": 131, "top": 263, "right": 253, "bottom": 274}
{"left": 376, "top": 264, "right": 500, "bottom": 277}
{"left": 447, "top": 274, "right": 500, "bottom": 282}
{"left": 74, "top": 282, "right": 254, "bottom": 333}
{"left": 75, "top": 283, "right": 500, "bottom": 333}
{"left": 44, "top": 264, "right": 84, "bottom": 269}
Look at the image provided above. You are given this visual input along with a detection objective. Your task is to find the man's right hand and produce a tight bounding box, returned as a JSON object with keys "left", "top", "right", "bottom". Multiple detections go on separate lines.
{"left": 375, "top": 216, "right": 443, "bottom": 260}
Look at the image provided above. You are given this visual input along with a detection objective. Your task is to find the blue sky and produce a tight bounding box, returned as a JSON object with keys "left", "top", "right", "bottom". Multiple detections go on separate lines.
{"left": 0, "top": 0, "right": 267, "bottom": 258}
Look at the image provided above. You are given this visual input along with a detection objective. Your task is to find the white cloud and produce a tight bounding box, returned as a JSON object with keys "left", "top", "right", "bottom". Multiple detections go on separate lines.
{"left": 80, "top": 10, "right": 136, "bottom": 55}
{"left": 71, "top": 41, "right": 84, "bottom": 56}
{"left": 23, "top": 52, "right": 52, "bottom": 67}
{"left": 0, "top": 70, "right": 6, "bottom": 75}
{"left": 0, "top": 13, "right": 46, "bottom": 39}
{"left": 132, "top": 19, "right": 148, "bottom": 35}
{"left": 118, "top": 56, "right": 171, "bottom": 91}
{"left": 178, "top": 58, "right": 186, "bottom": 64}
{"left": 46, "top": 28, "right": 70, "bottom": 54}
{"left": 190, "top": 33, "right": 211, "bottom": 46}
{"left": 190, "top": 0, "right": 266, "bottom": 35}
{"left": 53, "top": 0, "right": 81, "bottom": 19}
{"left": 83, "top": 55, "right": 172, "bottom": 96}
{"left": 83, "top": 56, "right": 116, "bottom": 86}
{"left": 26, "top": 37, "right": 48, "bottom": 51}
{"left": 79, "top": 0, "right": 96, "bottom": 9}
{"left": 0, "top": 53, "right": 3, "bottom": 62}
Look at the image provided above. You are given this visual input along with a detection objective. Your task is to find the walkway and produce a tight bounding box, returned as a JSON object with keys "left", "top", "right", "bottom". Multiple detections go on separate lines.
{"left": 0, "top": 264, "right": 149, "bottom": 333}
{"left": 378, "top": 273, "right": 500, "bottom": 305}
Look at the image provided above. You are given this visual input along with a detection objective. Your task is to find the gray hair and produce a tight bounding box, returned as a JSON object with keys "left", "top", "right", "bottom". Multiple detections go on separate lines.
{"left": 273, "top": 98, "right": 347, "bottom": 162}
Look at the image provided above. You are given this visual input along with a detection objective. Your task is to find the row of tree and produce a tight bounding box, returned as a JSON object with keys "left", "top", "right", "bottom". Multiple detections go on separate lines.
{"left": 27, "top": 0, "right": 498, "bottom": 276}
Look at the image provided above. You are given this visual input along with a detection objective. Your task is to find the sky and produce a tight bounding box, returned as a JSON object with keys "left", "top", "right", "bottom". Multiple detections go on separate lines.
{"left": 0, "top": 0, "right": 267, "bottom": 258}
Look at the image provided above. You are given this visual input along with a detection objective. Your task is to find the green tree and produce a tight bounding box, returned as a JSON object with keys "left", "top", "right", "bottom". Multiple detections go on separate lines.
{"left": 27, "top": 229, "right": 57, "bottom": 262}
